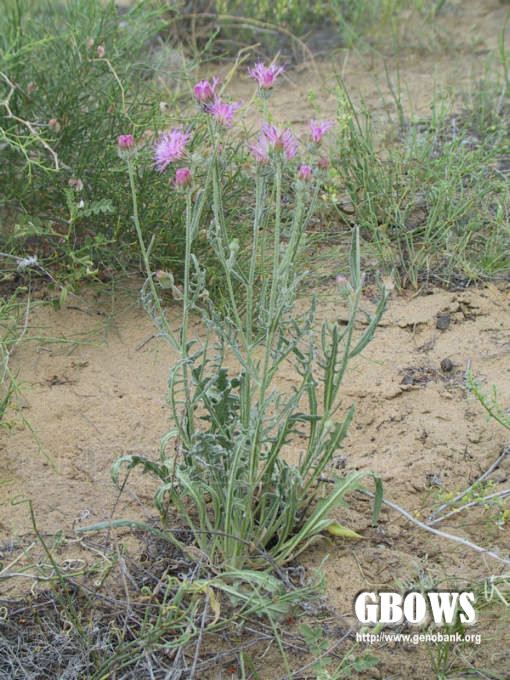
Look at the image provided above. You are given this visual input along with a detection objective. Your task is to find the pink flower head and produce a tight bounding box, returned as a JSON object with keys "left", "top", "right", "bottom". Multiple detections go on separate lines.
{"left": 249, "top": 135, "right": 270, "bottom": 165}
{"left": 298, "top": 165, "right": 312, "bottom": 181}
{"left": 207, "top": 98, "right": 241, "bottom": 127}
{"left": 194, "top": 76, "right": 219, "bottom": 103}
{"left": 118, "top": 134, "right": 134, "bottom": 150}
{"left": 309, "top": 119, "right": 334, "bottom": 144}
{"left": 48, "top": 118, "right": 61, "bottom": 132}
{"left": 154, "top": 127, "right": 191, "bottom": 172}
{"left": 248, "top": 60, "right": 285, "bottom": 89}
{"left": 262, "top": 123, "right": 298, "bottom": 160}
{"left": 318, "top": 156, "right": 331, "bottom": 169}
{"left": 174, "top": 167, "right": 192, "bottom": 188}
{"left": 249, "top": 124, "right": 298, "bottom": 164}
{"left": 97, "top": 45, "right": 105, "bottom": 58}
{"left": 68, "top": 177, "right": 83, "bottom": 191}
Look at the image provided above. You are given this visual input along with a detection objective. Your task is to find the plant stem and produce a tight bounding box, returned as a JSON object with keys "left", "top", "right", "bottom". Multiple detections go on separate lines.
{"left": 181, "top": 189, "right": 195, "bottom": 445}
{"left": 246, "top": 171, "right": 265, "bottom": 344}
{"left": 268, "top": 159, "right": 282, "bottom": 321}
{"left": 126, "top": 159, "right": 178, "bottom": 349}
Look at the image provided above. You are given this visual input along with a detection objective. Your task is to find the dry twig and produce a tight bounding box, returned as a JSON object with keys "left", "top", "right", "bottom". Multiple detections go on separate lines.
{"left": 0, "top": 71, "right": 65, "bottom": 171}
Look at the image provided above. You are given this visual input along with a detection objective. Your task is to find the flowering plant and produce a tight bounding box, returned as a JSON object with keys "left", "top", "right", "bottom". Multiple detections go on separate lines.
{"left": 194, "top": 76, "right": 219, "bottom": 103}
{"left": 104, "top": 61, "right": 385, "bottom": 572}
{"left": 206, "top": 98, "right": 242, "bottom": 127}
{"left": 153, "top": 127, "right": 190, "bottom": 171}
{"left": 309, "top": 119, "right": 334, "bottom": 144}
{"left": 248, "top": 60, "right": 285, "bottom": 90}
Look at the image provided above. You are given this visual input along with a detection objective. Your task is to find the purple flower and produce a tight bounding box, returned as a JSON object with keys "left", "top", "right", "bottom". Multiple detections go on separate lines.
{"left": 207, "top": 98, "right": 241, "bottom": 127}
{"left": 249, "top": 135, "right": 270, "bottom": 165}
{"left": 154, "top": 127, "right": 190, "bottom": 172}
{"left": 174, "top": 167, "right": 192, "bottom": 188}
{"left": 118, "top": 134, "right": 134, "bottom": 150}
{"left": 318, "top": 156, "right": 331, "bottom": 169}
{"left": 68, "top": 177, "right": 84, "bottom": 191}
{"left": 194, "top": 76, "right": 219, "bottom": 103}
{"left": 248, "top": 61, "right": 285, "bottom": 89}
{"left": 262, "top": 124, "right": 298, "bottom": 160}
{"left": 298, "top": 165, "right": 312, "bottom": 181}
{"left": 249, "top": 124, "right": 299, "bottom": 164}
{"left": 309, "top": 119, "right": 334, "bottom": 144}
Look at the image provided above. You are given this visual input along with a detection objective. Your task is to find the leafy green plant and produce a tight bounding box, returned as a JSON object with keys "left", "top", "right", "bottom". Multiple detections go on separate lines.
{"left": 1, "top": 0, "right": 217, "bottom": 280}
{"left": 215, "top": 0, "right": 322, "bottom": 33}
{"left": 328, "top": 0, "right": 403, "bottom": 48}
{"left": 467, "top": 372, "right": 510, "bottom": 435}
{"left": 327, "top": 76, "right": 510, "bottom": 289}
{"left": 166, "top": 0, "right": 425, "bottom": 58}
{"left": 300, "top": 623, "right": 379, "bottom": 679}
{"left": 0, "top": 300, "right": 17, "bottom": 413}
{"left": 84, "top": 71, "right": 386, "bottom": 575}
{"left": 0, "top": 282, "right": 31, "bottom": 428}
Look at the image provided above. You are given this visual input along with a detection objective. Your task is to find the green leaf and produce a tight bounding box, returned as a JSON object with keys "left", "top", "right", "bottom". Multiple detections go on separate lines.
{"left": 372, "top": 474, "right": 383, "bottom": 525}
{"left": 110, "top": 454, "right": 168, "bottom": 487}
{"left": 326, "top": 521, "right": 363, "bottom": 539}
{"left": 59, "top": 286, "right": 68, "bottom": 308}
{"left": 211, "top": 570, "right": 294, "bottom": 621}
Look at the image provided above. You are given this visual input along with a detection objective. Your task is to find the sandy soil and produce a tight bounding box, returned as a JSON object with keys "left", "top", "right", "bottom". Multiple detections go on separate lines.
{"left": 1, "top": 277, "right": 509, "bottom": 676}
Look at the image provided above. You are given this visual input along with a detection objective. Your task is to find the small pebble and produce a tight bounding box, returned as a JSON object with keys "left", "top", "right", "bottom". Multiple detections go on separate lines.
{"left": 436, "top": 313, "right": 450, "bottom": 330}
{"left": 440, "top": 358, "right": 453, "bottom": 372}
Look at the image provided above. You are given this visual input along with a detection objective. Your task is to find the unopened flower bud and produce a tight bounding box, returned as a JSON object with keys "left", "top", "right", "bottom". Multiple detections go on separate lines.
{"left": 155, "top": 270, "right": 174, "bottom": 289}
{"left": 194, "top": 77, "right": 219, "bottom": 103}
{"left": 87, "top": 38, "right": 94, "bottom": 48}
{"left": 229, "top": 238, "right": 240, "bottom": 256}
{"left": 175, "top": 167, "right": 192, "bottom": 188}
{"left": 336, "top": 274, "right": 350, "bottom": 296}
{"left": 227, "top": 238, "right": 240, "bottom": 269}
{"left": 97, "top": 45, "right": 105, "bottom": 57}
{"left": 118, "top": 134, "right": 135, "bottom": 150}
{"left": 318, "top": 156, "right": 331, "bottom": 169}
{"left": 48, "top": 118, "right": 61, "bottom": 132}
{"left": 298, "top": 165, "right": 312, "bottom": 181}
{"left": 69, "top": 178, "right": 83, "bottom": 191}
